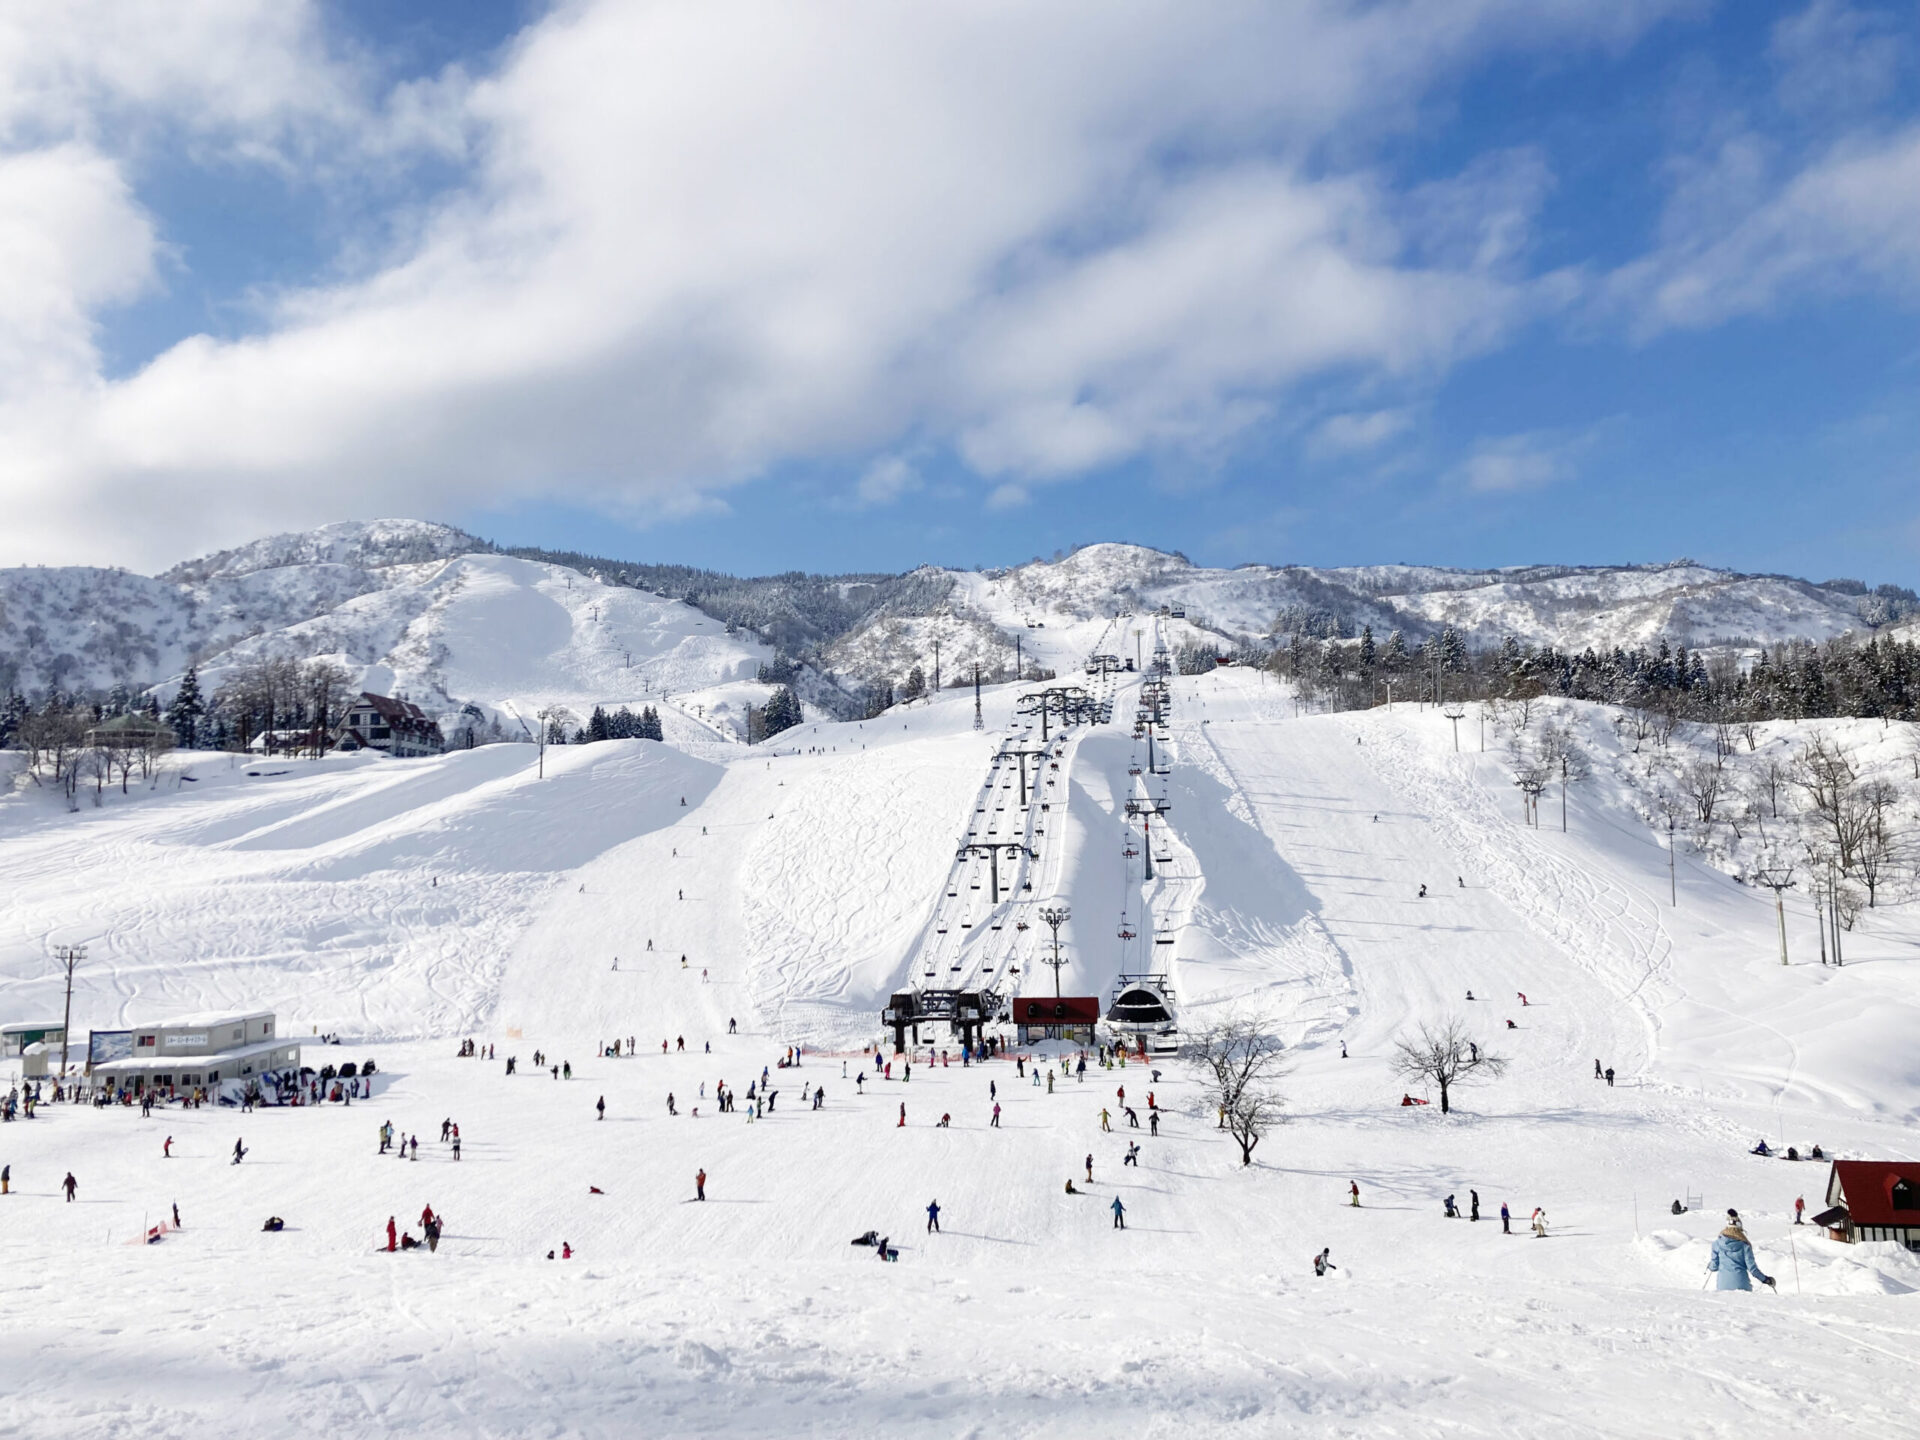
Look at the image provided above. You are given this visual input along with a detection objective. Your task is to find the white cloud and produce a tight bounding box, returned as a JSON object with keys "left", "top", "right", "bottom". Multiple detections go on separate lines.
{"left": 1310, "top": 407, "right": 1417, "bottom": 459}
{"left": 0, "top": 0, "right": 1695, "bottom": 566}
{"left": 1452, "top": 428, "right": 1596, "bottom": 494}
{"left": 854, "top": 455, "right": 920, "bottom": 507}
{"left": 1610, "top": 123, "right": 1920, "bottom": 336}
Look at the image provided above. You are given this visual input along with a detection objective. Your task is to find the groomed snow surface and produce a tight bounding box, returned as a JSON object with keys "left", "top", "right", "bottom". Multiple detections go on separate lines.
{"left": 2, "top": 668, "right": 1917, "bottom": 1438}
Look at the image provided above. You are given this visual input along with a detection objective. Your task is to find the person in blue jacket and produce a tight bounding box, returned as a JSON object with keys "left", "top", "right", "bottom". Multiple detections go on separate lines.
{"left": 1707, "top": 1211, "right": 1775, "bottom": 1291}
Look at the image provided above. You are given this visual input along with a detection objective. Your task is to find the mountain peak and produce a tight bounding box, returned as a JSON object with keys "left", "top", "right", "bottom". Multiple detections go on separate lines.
{"left": 160, "top": 519, "right": 488, "bottom": 584}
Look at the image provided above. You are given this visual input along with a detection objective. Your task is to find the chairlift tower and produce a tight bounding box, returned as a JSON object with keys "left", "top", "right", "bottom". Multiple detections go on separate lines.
{"left": 996, "top": 742, "right": 1048, "bottom": 807}
{"left": 1124, "top": 797, "right": 1172, "bottom": 882}
{"left": 959, "top": 841, "right": 1031, "bottom": 905}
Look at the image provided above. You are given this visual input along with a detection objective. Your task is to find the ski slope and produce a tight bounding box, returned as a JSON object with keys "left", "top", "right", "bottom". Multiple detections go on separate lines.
{"left": 1, "top": 662, "right": 1917, "bottom": 1437}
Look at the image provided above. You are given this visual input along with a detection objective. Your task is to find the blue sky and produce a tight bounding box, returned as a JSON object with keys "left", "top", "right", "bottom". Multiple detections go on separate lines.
{"left": 4, "top": 2, "right": 1916, "bottom": 583}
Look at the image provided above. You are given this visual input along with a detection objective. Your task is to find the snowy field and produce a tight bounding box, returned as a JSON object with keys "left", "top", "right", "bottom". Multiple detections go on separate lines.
{"left": 2, "top": 661, "right": 1918, "bottom": 1437}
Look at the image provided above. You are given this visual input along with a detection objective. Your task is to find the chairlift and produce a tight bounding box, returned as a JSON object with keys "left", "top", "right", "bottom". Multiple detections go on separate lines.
{"left": 937, "top": 928, "right": 949, "bottom": 935}
{"left": 1015, "top": 921, "right": 1029, "bottom": 932}
{"left": 1128, "top": 766, "right": 1142, "bottom": 777}
{"left": 1118, "top": 927, "right": 1136, "bottom": 941}
{"left": 1123, "top": 846, "right": 1138, "bottom": 858}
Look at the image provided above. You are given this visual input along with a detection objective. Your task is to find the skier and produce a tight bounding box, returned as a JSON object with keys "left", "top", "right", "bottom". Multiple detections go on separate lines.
{"left": 1605, "top": 1067, "right": 1615, "bottom": 1087}
{"left": 991, "top": 1102, "right": 1001, "bottom": 1128}
{"left": 926, "top": 1199, "right": 941, "bottom": 1233}
{"left": 695, "top": 1168, "right": 707, "bottom": 1201}
{"left": 1470, "top": 1190, "right": 1480, "bottom": 1221}
{"left": 1794, "top": 1196, "right": 1806, "bottom": 1226}
{"left": 1707, "top": 1212, "right": 1775, "bottom": 1291}
{"left": 1350, "top": 1181, "right": 1360, "bottom": 1208}
{"left": 1418, "top": 884, "right": 1426, "bottom": 898}
{"left": 1085, "top": 1153, "right": 1094, "bottom": 1182}
{"left": 1313, "top": 1248, "right": 1335, "bottom": 1276}
{"left": 63, "top": 1171, "right": 77, "bottom": 1202}
{"left": 1111, "top": 1196, "right": 1126, "bottom": 1229}
{"left": 667, "top": 1093, "right": 676, "bottom": 1116}
{"left": 1340, "top": 1041, "right": 1348, "bottom": 1059}
{"left": 898, "top": 1103, "right": 906, "bottom": 1127}
{"left": 164, "top": 1136, "right": 173, "bottom": 1158}
{"left": 596, "top": 1096, "right": 605, "bottom": 1121}
{"left": 1149, "top": 1111, "right": 1159, "bottom": 1137}
{"left": 1445, "top": 1194, "right": 1458, "bottom": 1218}
{"left": 232, "top": 1138, "right": 247, "bottom": 1165}
{"left": 1500, "top": 1201, "right": 1511, "bottom": 1233}
{"left": 1518, "top": 993, "right": 1529, "bottom": 1006}
{"left": 1457, "top": 876, "right": 1464, "bottom": 887}
{"left": 1594, "top": 1059, "right": 1602, "bottom": 1080}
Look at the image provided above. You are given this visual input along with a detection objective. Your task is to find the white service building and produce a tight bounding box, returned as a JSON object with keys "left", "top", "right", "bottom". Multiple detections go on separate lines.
{"left": 90, "top": 1011, "right": 300, "bottom": 1093}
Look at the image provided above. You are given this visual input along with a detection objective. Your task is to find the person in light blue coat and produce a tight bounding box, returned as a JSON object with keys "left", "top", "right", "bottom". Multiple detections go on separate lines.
{"left": 1707, "top": 1211, "right": 1774, "bottom": 1291}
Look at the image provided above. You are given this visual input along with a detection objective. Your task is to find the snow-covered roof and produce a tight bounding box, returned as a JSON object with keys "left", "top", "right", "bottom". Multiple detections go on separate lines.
{"left": 137, "top": 1010, "right": 276, "bottom": 1030}
{"left": 94, "top": 1036, "right": 299, "bottom": 1075}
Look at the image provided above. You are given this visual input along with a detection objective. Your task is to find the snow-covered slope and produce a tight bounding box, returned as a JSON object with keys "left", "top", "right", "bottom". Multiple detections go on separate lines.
{"left": 2, "top": 657, "right": 1918, "bottom": 1436}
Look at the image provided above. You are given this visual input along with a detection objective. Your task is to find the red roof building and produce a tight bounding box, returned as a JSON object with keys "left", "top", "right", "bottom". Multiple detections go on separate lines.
{"left": 1013, "top": 996, "right": 1101, "bottom": 1044}
{"left": 1820, "top": 1161, "right": 1920, "bottom": 1250}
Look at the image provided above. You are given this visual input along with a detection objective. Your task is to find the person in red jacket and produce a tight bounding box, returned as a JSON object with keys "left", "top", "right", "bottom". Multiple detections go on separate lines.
{"left": 386, "top": 1216, "right": 397, "bottom": 1252}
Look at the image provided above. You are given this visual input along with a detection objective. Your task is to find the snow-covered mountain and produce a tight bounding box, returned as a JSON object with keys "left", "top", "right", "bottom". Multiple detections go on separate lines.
{"left": 821, "top": 544, "right": 1900, "bottom": 690}
{"left": 2, "top": 525, "right": 1906, "bottom": 723}
{"left": 0, "top": 520, "right": 776, "bottom": 741}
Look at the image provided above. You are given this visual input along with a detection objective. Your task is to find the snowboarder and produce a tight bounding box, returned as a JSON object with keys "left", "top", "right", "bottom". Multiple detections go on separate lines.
{"left": 1111, "top": 1196, "right": 1126, "bottom": 1229}
{"left": 1349, "top": 1181, "right": 1360, "bottom": 1207}
{"left": 164, "top": 1136, "right": 173, "bottom": 1158}
{"left": 232, "top": 1138, "right": 247, "bottom": 1165}
{"left": 1085, "top": 1153, "right": 1094, "bottom": 1182}
{"left": 695, "top": 1168, "right": 707, "bottom": 1201}
{"left": 1707, "top": 1213, "right": 1775, "bottom": 1291}
{"left": 1100, "top": 1108, "right": 1111, "bottom": 1132}
{"left": 387, "top": 1216, "right": 397, "bottom": 1252}
{"left": 1149, "top": 1111, "right": 1159, "bottom": 1136}
{"left": 63, "top": 1172, "right": 77, "bottom": 1202}
{"left": 1518, "top": 993, "right": 1528, "bottom": 1006}
{"left": 1313, "top": 1248, "right": 1335, "bottom": 1276}
{"left": 1123, "top": 1141, "right": 1140, "bottom": 1167}
{"left": 1418, "top": 884, "right": 1427, "bottom": 898}
{"left": 1594, "top": 1059, "right": 1602, "bottom": 1079}
{"left": 1445, "top": 1194, "right": 1458, "bottom": 1218}
{"left": 1470, "top": 1190, "right": 1480, "bottom": 1221}
{"left": 596, "top": 1096, "right": 605, "bottom": 1121}
{"left": 1531, "top": 1207, "right": 1548, "bottom": 1238}
{"left": 991, "top": 1102, "right": 1001, "bottom": 1128}
{"left": 898, "top": 1103, "right": 906, "bottom": 1127}
{"left": 1457, "top": 876, "right": 1464, "bottom": 887}
{"left": 1500, "top": 1201, "right": 1511, "bottom": 1233}
{"left": 1340, "top": 1041, "right": 1347, "bottom": 1059}
{"left": 1605, "top": 1067, "right": 1614, "bottom": 1087}
{"left": 926, "top": 1200, "right": 941, "bottom": 1233}
{"left": 1794, "top": 1196, "right": 1806, "bottom": 1225}
{"left": 1751, "top": 1138, "right": 1772, "bottom": 1156}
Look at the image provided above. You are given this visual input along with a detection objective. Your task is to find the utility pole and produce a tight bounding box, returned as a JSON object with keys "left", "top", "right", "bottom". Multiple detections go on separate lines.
{"left": 1752, "top": 859, "right": 1796, "bottom": 966}
{"left": 932, "top": 638, "right": 942, "bottom": 693}
{"left": 1038, "top": 905, "right": 1070, "bottom": 998}
{"left": 1015, "top": 635, "right": 1023, "bottom": 682}
{"left": 54, "top": 944, "right": 85, "bottom": 1080}
{"left": 1134, "top": 628, "right": 1143, "bottom": 673}
{"left": 973, "top": 662, "right": 983, "bottom": 732}
{"left": 1667, "top": 816, "right": 1676, "bottom": 907}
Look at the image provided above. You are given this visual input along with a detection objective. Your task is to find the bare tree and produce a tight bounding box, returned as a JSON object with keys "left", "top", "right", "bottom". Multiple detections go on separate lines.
{"left": 1392, "top": 1019, "right": 1507, "bottom": 1115}
{"left": 1182, "top": 1015, "right": 1289, "bottom": 1166}
{"left": 1851, "top": 778, "right": 1907, "bottom": 907}
{"left": 1675, "top": 754, "right": 1726, "bottom": 828}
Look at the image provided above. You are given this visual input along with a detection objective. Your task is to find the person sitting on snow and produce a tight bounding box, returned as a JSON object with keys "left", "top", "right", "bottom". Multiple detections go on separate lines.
{"left": 1751, "top": 1138, "right": 1771, "bottom": 1156}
